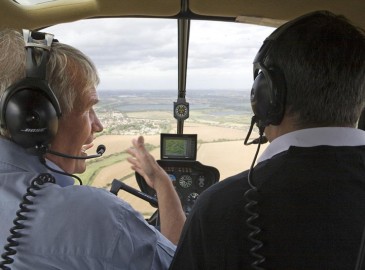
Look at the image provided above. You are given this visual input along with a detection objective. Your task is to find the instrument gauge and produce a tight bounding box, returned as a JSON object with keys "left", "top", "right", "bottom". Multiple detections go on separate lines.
{"left": 173, "top": 99, "right": 189, "bottom": 120}
{"left": 168, "top": 174, "right": 177, "bottom": 187}
{"left": 179, "top": 175, "right": 193, "bottom": 188}
{"left": 175, "top": 104, "right": 188, "bottom": 118}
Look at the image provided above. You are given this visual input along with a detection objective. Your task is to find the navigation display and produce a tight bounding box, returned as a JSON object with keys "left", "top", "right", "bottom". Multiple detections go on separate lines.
{"left": 161, "top": 134, "right": 197, "bottom": 160}
{"left": 165, "top": 138, "right": 187, "bottom": 156}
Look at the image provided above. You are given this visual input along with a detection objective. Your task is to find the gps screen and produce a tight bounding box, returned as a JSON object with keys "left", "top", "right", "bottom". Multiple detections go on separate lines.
{"left": 161, "top": 134, "right": 197, "bottom": 160}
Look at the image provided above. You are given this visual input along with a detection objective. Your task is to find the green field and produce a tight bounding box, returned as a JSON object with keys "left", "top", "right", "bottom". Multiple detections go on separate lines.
{"left": 77, "top": 143, "right": 157, "bottom": 186}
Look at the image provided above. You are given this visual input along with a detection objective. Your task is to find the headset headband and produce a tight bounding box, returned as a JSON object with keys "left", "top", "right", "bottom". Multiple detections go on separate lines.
{"left": 23, "top": 29, "right": 54, "bottom": 80}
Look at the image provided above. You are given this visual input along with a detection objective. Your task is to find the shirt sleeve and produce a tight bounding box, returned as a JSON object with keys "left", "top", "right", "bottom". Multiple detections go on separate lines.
{"left": 111, "top": 196, "right": 176, "bottom": 270}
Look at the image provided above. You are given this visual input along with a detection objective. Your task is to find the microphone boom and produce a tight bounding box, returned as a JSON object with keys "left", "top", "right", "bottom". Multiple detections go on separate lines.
{"left": 46, "top": 144, "right": 106, "bottom": 159}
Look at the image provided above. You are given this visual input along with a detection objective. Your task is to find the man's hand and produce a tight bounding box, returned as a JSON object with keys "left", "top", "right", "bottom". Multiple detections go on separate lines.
{"left": 126, "top": 136, "right": 186, "bottom": 244}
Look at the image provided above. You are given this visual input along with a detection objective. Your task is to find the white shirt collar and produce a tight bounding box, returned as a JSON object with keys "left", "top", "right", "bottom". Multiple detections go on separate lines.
{"left": 257, "top": 127, "right": 365, "bottom": 164}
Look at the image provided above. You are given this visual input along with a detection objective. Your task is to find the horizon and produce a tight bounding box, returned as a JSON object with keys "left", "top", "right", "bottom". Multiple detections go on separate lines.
{"left": 97, "top": 88, "right": 252, "bottom": 92}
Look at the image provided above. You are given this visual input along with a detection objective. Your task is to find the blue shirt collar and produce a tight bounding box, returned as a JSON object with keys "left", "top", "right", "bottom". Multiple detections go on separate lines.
{"left": 44, "top": 159, "right": 75, "bottom": 187}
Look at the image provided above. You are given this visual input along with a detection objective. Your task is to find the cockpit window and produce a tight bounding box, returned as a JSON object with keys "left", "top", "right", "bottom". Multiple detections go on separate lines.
{"left": 47, "top": 18, "right": 273, "bottom": 93}
{"left": 46, "top": 18, "right": 273, "bottom": 216}
{"left": 47, "top": 18, "right": 178, "bottom": 91}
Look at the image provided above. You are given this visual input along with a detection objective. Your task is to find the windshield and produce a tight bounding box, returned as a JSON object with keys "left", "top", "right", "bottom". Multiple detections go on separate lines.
{"left": 46, "top": 18, "right": 274, "bottom": 216}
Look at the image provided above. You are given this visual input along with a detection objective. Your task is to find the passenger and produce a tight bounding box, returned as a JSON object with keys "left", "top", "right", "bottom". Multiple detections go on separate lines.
{"left": 129, "top": 11, "right": 365, "bottom": 270}
{"left": 0, "top": 28, "right": 185, "bottom": 269}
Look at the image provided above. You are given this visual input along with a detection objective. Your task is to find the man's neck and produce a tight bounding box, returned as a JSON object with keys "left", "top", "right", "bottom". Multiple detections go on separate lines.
{"left": 265, "top": 115, "right": 298, "bottom": 142}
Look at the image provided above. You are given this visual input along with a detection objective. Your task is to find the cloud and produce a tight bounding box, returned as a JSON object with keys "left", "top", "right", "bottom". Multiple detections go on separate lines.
{"left": 46, "top": 18, "right": 274, "bottom": 91}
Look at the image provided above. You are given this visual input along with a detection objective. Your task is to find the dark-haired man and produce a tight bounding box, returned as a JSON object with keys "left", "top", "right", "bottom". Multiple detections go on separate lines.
{"left": 128, "top": 11, "right": 365, "bottom": 270}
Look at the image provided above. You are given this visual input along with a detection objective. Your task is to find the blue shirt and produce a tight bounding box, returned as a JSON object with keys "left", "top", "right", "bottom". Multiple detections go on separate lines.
{"left": 0, "top": 138, "right": 175, "bottom": 269}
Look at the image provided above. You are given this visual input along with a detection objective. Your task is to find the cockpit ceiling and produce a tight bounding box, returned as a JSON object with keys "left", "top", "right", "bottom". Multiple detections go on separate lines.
{"left": 1, "top": 0, "right": 365, "bottom": 30}
{"left": 191, "top": 0, "right": 365, "bottom": 28}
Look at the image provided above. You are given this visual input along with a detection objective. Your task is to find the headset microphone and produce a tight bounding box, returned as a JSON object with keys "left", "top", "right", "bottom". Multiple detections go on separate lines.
{"left": 248, "top": 136, "right": 268, "bottom": 145}
{"left": 244, "top": 116, "right": 267, "bottom": 145}
{"left": 96, "top": 144, "right": 106, "bottom": 155}
{"left": 46, "top": 144, "right": 106, "bottom": 160}
{"left": 39, "top": 144, "right": 106, "bottom": 185}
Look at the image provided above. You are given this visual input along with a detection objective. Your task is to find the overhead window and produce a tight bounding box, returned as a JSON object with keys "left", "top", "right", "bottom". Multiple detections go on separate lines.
{"left": 13, "top": 0, "right": 57, "bottom": 5}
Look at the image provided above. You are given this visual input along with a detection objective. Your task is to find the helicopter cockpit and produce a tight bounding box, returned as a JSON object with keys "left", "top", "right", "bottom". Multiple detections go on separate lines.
{"left": 0, "top": 1, "right": 365, "bottom": 269}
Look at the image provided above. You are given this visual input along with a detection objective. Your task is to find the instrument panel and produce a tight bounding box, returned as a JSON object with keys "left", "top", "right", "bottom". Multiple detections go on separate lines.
{"left": 136, "top": 160, "right": 220, "bottom": 215}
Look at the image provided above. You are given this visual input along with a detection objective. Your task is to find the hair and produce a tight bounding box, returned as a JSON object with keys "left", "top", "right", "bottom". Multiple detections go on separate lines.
{"left": 266, "top": 11, "right": 365, "bottom": 128}
{"left": 0, "top": 28, "right": 99, "bottom": 135}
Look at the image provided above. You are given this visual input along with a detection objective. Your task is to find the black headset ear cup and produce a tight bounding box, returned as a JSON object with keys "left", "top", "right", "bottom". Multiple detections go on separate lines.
{"left": 0, "top": 30, "right": 62, "bottom": 150}
{"left": 250, "top": 68, "right": 286, "bottom": 127}
{"left": 251, "top": 71, "right": 272, "bottom": 123}
{"left": 0, "top": 78, "right": 60, "bottom": 149}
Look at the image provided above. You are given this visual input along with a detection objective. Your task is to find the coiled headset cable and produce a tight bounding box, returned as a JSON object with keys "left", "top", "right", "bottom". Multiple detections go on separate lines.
{"left": 355, "top": 223, "right": 365, "bottom": 270}
{"left": 0, "top": 173, "right": 55, "bottom": 270}
{"left": 244, "top": 121, "right": 266, "bottom": 270}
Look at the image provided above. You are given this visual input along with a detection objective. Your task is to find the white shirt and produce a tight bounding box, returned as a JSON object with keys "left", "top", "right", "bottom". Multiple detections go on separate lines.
{"left": 257, "top": 127, "right": 365, "bottom": 163}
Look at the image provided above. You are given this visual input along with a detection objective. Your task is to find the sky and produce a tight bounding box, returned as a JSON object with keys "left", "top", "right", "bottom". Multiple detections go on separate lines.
{"left": 46, "top": 18, "right": 274, "bottom": 91}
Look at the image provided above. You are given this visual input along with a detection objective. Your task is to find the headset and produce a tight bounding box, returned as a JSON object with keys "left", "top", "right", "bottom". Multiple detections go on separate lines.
{"left": 0, "top": 29, "right": 62, "bottom": 150}
{"left": 250, "top": 11, "right": 330, "bottom": 130}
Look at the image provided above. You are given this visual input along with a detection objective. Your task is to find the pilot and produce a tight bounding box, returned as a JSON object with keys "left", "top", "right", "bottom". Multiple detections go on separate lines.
{"left": 129, "top": 11, "right": 365, "bottom": 270}
{"left": 0, "top": 29, "right": 185, "bottom": 269}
